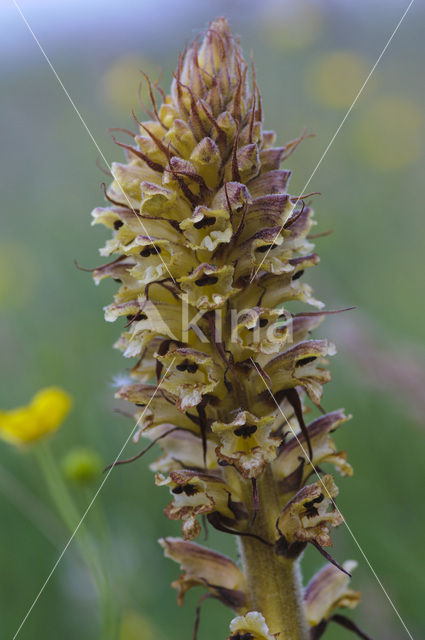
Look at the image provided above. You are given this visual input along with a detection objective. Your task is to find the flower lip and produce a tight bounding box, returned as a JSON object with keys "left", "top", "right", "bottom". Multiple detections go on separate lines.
{"left": 212, "top": 410, "right": 280, "bottom": 479}
{"left": 228, "top": 611, "right": 278, "bottom": 640}
{"left": 179, "top": 263, "right": 240, "bottom": 310}
{"left": 157, "top": 468, "right": 247, "bottom": 539}
{"left": 155, "top": 346, "right": 224, "bottom": 410}
{"left": 180, "top": 206, "right": 232, "bottom": 251}
{"left": 276, "top": 474, "right": 343, "bottom": 552}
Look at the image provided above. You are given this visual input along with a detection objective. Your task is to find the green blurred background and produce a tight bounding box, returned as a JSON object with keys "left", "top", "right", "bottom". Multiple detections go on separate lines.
{"left": 1, "top": 0, "right": 424, "bottom": 638}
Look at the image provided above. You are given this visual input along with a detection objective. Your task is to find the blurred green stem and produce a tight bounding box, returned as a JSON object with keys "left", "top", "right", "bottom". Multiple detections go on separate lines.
{"left": 34, "top": 441, "right": 120, "bottom": 639}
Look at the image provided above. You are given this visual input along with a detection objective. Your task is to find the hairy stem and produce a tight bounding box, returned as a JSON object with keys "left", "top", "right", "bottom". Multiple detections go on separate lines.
{"left": 235, "top": 466, "right": 309, "bottom": 639}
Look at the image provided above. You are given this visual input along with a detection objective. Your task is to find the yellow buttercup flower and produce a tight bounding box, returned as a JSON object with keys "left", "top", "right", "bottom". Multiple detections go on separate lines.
{"left": 0, "top": 387, "right": 72, "bottom": 445}
{"left": 307, "top": 51, "right": 370, "bottom": 108}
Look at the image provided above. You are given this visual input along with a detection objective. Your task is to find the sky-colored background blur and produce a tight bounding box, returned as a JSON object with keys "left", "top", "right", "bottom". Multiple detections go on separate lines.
{"left": 1, "top": 1, "right": 424, "bottom": 639}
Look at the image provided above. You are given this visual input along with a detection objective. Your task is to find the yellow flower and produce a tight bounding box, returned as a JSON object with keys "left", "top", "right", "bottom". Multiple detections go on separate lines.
{"left": 119, "top": 610, "right": 158, "bottom": 640}
{"left": 261, "top": 3, "right": 323, "bottom": 52}
{"left": 354, "top": 96, "right": 424, "bottom": 170}
{"left": 307, "top": 51, "right": 370, "bottom": 109}
{"left": 102, "top": 54, "right": 160, "bottom": 114}
{"left": 0, "top": 387, "right": 72, "bottom": 445}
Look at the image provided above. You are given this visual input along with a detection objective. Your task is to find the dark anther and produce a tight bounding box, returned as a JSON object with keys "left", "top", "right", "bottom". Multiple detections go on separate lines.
{"left": 303, "top": 494, "right": 324, "bottom": 518}
{"left": 126, "top": 312, "right": 147, "bottom": 322}
{"left": 194, "top": 216, "right": 216, "bottom": 230}
{"left": 195, "top": 275, "right": 219, "bottom": 287}
{"left": 234, "top": 425, "right": 257, "bottom": 438}
{"left": 172, "top": 485, "right": 184, "bottom": 494}
{"left": 292, "top": 269, "right": 304, "bottom": 281}
{"left": 140, "top": 245, "right": 161, "bottom": 258}
{"left": 182, "top": 484, "right": 199, "bottom": 496}
{"left": 231, "top": 634, "right": 254, "bottom": 640}
{"left": 255, "top": 243, "right": 277, "bottom": 253}
{"left": 176, "top": 360, "right": 198, "bottom": 373}
{"left": 296, "top": 356, "right": 317, "bottom": 367}
{"left": 113, "top": 220, "right": 123, "bottom": 230}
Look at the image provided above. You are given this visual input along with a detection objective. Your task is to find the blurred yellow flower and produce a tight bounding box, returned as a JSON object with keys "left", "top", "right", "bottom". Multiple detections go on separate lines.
{"left": 262, "top": 3, "right": 323, "bottom": 51}
{"left": 0, "top": 387, "right": 72, "bottom": 445}
{"left": 119, "top": 610, "right": 158, "bottom": 640}
{"left": 354, "top": 96, "right": 424, "bottom": 170}
{"left": 307, "top": 51, "right": 370, "bottom": 108}
{"left": 102, "top": 54, "right": 160, "bottom": 113}
{"left": 0, "top": 241, "right": 39, "bottom": 309}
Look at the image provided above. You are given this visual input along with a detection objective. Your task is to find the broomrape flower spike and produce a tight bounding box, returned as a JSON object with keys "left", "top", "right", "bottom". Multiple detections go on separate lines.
{"left": 92, "top": 17, "right": 371, "bottom": 640}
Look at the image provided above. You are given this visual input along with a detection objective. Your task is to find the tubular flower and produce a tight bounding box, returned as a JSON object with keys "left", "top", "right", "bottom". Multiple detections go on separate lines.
{"left": 156, "top": 469, "right": 247, "bottom": 540}
{"left": 304, "top": 561, "right": 368, "bottom": 640}
{"left": 275, "top": 474, "right": 343, "bottom": 553}
{"left": 304, "top": 561, "right": 361, "bottom": 626}
{"left": 92, "top": 17, "right": 367, "bottom": 640}
{"left": 0, "top": 387, "right": 72, "bottom": 445}
{"left": 273, "top": 410, "right": 353, "bottom": 493}
{"left": 160, "top": 537, "right": 247, "bottom": 610}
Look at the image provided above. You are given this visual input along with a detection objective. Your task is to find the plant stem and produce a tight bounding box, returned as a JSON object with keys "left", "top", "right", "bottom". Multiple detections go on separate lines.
{"left": 234, "top": 466, "right": 309, "bottom": 639}
{"left": 34, "top": 441, "right": 120, "bottom": 639}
